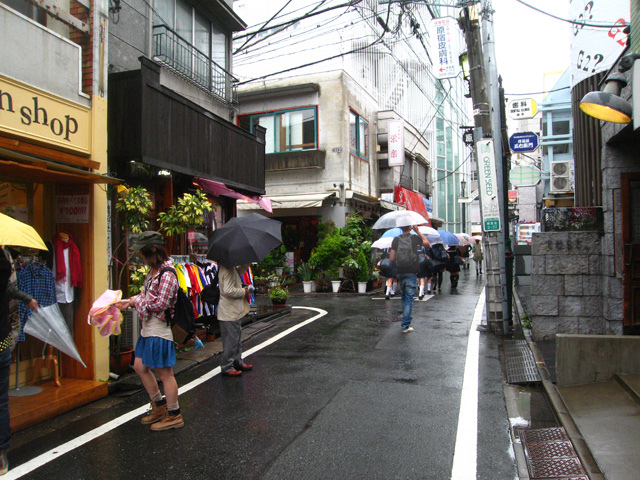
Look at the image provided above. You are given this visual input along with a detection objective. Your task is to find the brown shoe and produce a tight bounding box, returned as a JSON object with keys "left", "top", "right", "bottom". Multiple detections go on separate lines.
{"left": 235, "top": 363, "right": 253, "bottom": 371}
{"left": 221, "top": 369, "right": 242, "bottom": 376}
{"left": 150, "top": 412, "right": 184, "bottom": 431}
{"left": 141, "top": 401, "right": 167, "bottom": 425}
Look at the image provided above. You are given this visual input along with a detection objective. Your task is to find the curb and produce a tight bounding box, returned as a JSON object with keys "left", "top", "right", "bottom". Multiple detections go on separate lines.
{"left": 512, "top": 287, "right": 604, "bottom": 480}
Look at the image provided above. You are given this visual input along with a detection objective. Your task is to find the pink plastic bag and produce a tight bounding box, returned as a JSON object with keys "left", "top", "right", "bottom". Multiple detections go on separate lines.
{"left": 87, "top": 289, "right": 124, "bottom": 336}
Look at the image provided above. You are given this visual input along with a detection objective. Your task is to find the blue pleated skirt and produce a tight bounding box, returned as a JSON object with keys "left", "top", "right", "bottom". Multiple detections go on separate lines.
{"left": 135, "top": 336, "right": 176, "bottom": 369}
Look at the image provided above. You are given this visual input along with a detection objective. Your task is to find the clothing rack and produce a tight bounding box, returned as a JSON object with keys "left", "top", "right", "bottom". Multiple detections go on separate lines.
{"left": 171, "top": 254, "right": 209, "bottom": 264}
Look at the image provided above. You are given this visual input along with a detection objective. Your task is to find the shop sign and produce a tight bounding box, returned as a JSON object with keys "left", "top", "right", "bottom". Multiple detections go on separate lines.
{"left": 476, "top": 139, "right": 501, "bottom": 232}
{"left": 187, "top": 230, "right": 196, "bottom": 242}
{"left": 56, "top": 195, "right": 89, "bottom": 223}
{"left": 387, "top": 119, "right": 404, "bottom": 167}
{"left": 507, "top": 99, "right": 537, "bottom": 120}
{"left": 430, "top": 17, "right": 460, "bottom": 80}
{"left": 0, "top": 76, "right": 91, "bottom": 155}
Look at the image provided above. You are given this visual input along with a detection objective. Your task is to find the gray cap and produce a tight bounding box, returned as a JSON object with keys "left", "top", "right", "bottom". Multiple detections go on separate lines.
{"left": 130, "top": 231, "right": 165, "bottom": 251}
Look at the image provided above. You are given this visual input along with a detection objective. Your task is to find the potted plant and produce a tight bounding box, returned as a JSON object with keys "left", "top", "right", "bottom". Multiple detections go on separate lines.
{"left": 298, "top": 262, "right": 314, "bottom": 293}
{"left": 324, "top": 267, "right": 341, "bottom": 293}
{"left": 157, "top": 190, "right": 213, "bottom": 253}
{"left": 356, "top": 249, "right": 369, "bottom": 294}
{"left": 269, "top": 285, "right": 289, "bottom": 307}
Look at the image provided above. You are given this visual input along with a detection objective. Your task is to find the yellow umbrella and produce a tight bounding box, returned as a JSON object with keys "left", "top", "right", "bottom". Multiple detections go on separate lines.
{"left": 0, "top": 213, "right": 48, "bottom": 250}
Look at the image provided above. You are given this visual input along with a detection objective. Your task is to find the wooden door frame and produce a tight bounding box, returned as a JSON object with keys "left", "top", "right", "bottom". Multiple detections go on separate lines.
{"left": 621, "top": 172, "right": 640, "bottom": 330}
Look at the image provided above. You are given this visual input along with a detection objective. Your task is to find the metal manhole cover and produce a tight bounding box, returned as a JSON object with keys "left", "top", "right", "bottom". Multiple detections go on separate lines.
{"left": 526, "top": 440, "right": 576, "bottom": 460}
{"left": 523, "top": 427, "right": 569, "bottom": 444}
{"left": 528, "top": 458, "right": 586, "bottom": 478}
{"left": 503, "top": 340, "right": 542, "bottom": 384}
{"left": 368, "top": 316, "right": 400, "bottom": 324}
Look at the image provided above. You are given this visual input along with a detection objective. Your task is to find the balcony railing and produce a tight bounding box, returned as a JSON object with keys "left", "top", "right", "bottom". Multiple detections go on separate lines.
{"left": 542, "top": 207, "right": 604, "bottom": 233}
{"left": 152, "top": 24, "right": 237, "bottom": 105}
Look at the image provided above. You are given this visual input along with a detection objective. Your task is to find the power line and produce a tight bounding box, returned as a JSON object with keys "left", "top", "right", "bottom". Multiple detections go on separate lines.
{"left": 234, "top": 0, "right": 295, "bottom": 55}
{"left": 505, "top": 86, "right": 570, "bottom": 96}
{"left": 515, "top": 0, "right": 628, "bottom": 28}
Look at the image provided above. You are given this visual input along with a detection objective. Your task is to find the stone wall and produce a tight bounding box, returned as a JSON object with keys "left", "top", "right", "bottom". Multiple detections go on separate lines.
{"left": 530, "top": 231, "right": 603, "bottom": 341}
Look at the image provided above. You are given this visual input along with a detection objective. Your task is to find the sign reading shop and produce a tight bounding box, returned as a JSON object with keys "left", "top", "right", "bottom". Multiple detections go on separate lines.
{"left": 0, "top": 76, "right": 90, "bottom": 155}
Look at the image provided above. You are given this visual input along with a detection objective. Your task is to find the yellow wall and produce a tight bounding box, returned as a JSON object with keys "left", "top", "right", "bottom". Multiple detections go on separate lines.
{"left": 91, "top": 95, "right": 110, "bottom": 382}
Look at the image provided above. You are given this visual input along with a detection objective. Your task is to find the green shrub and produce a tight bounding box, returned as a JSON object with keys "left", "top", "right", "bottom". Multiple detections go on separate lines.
{"left": 269, "top": 286, "right": 289, "bottom": 303}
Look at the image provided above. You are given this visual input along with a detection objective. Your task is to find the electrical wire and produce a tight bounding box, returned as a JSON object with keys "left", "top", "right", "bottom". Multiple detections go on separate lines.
{"left": 505, "top": 86, "right": 570, "bottom": 96}
{"left": 515, "top": 0, "right": 628, "bottom": 29}
{"left": 234, "top": 0, "right": 295, "bottom": 55}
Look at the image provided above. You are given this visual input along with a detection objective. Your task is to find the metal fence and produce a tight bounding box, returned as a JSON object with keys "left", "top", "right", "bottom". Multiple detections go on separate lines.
{"left": 152, "top": 24, "right": 237, "bottom": 104}
{"left": 542, "top": 207, "right": 604, "bottom": 233}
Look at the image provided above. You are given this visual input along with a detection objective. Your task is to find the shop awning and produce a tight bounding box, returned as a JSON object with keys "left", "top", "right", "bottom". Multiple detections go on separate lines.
{"left": 237, "top": 192, "right": 335, "bottom": 210}
{"left": 0, "top": 153, "right": 120, "bottom": 185}
{"left": 379, "top": 199, "right": 405, "bottom": 211}
{"left": 194, "top": 177, "right": 272, "bottom": 213}
{"left": 394, "top": 186, "right": 432, "bottom": 226}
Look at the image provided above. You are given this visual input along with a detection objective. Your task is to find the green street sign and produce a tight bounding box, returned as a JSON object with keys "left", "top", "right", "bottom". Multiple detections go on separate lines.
{"left": 484, "top": 218, "right": 501, "bottom": 231}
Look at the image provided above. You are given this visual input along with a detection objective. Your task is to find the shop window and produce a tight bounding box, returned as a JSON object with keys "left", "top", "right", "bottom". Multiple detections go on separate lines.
{"left": 349, "top": 110, "right": 369, "bottom": 160}
{"left": 238, "top": 107, "right": 318, "bottom": 154}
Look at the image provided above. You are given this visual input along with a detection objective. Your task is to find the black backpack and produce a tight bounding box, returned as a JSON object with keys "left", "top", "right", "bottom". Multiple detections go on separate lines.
{"left": 159, "top": 267, "right": 196, "bottom": 345}
{"left": 200, "top": 270, "right": 220, "bottom": 306}
{"left": 431, "top": 243, "right": 449, "bottom": 262}
{"left": 395, "top": 234, "right": 418, "bottom": 270}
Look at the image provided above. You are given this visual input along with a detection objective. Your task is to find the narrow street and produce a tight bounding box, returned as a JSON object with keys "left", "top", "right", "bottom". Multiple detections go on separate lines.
{"left": 6, "top": 271, "right": 515, "bottom": 479}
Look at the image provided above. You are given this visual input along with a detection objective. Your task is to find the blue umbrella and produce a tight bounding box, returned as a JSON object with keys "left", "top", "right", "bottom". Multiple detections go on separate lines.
{"left": 438, "top": 230, "right": 459, "bottom": 245}
{"left": 381, "top": 227, "right": 403, "bottom": 238}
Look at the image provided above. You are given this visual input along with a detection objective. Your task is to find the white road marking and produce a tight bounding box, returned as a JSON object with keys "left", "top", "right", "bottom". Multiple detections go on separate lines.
{"left": 6, "top": 307, "right": 328, "bottom": 479}
{"left": 450, "top": 290, "right": 485, "bottom": 480}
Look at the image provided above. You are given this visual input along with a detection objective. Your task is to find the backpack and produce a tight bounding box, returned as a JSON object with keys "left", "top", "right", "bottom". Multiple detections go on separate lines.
{"left": 159, "top": 267, "right": 196, "bottom": 345}
{"left": 431, "top": 243, "right": 449, "bottom": 262}
{"left": 200, "top": 270, "right": 220, "bottom": 306}
{"left": 395, "top": 234, "right": 418, "bottom": 270}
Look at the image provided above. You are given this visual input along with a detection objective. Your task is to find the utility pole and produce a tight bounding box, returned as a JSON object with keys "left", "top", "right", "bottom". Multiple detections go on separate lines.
{"left": 458, "top": 2, "right": 506, "bottom": 332}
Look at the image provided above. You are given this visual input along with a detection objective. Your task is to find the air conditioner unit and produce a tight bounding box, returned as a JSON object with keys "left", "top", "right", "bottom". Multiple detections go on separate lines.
{"left": 120, "top": 309, "right": 140, "bottom": 350}
{"left": 550, "top": 160, "right": 574, "bottom": 193}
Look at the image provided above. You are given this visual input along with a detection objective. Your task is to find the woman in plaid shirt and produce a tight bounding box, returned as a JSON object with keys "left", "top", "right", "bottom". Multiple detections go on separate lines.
{"left": 116, "top": 231, "right": 183, "bottom": 431}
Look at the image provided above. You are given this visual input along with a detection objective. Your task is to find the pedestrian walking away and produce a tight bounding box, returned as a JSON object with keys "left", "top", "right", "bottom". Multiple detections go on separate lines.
{"left": 115, "top": 231, "right": 184, "bottom": 432}
{"left": 473, "top": 239, "right": 483, "bottom": 275}
{"left": 389, "top": 225, "right": 430, "bottom": 332}
{"left": 217, "top": 263, "right": 254, "bottom": 376}
{"left": 426, "top": 242, "right": 449, "bottom": 293}
{"left": 446, "top": 245, "right": 462, "bottom": 289}
{"left": 0, "top": 246, "right": 38, "bottom": 475}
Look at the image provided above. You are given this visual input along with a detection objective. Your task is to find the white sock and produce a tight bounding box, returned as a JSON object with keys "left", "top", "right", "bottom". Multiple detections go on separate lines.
{"left": 386, "top": 286, "right": 391, "bottom": 296}
{"left": 419, "top": 286, "right": 424, "bottom": 296}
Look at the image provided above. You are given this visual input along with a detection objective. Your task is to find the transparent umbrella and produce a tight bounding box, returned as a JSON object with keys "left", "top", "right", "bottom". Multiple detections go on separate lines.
{"left": 372, "top": 211, "right": 429, "bottom": 229}
{"left": 24, "top": 304, "right": 86, "bottom": 368}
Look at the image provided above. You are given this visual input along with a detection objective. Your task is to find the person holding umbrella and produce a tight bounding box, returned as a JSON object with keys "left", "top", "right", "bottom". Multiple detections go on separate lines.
{"left": 115, "top": 231, "right": 183, "bottom": 432}
{"left": 389, "top": 225, "right": 430, "bottom": 333}
{"left": 207, "top": 213, "right": 283, "bottom": 376}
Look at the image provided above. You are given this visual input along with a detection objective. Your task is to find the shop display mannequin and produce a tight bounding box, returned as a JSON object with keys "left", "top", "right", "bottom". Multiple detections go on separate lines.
{"left": 51, "top": 232, "right": 82, "bottom": 335}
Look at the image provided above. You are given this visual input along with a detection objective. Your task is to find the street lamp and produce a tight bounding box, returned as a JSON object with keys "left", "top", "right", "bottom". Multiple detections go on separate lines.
{"left": 458, "top": 51, "right": 471, "bottom": 98}
{"left": 460, "top": 180, "right": 467, "bottom": 234}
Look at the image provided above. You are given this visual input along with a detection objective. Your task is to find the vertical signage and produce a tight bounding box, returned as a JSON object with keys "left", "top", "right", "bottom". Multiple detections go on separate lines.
{"left": 476, "top": 139, "right": 501, "bottom": 232}
{"left": 387, "top": 119, "right": 404, "bottom": 167}
{"left": 430, "top": 16, "right": 460, "bottom": 80}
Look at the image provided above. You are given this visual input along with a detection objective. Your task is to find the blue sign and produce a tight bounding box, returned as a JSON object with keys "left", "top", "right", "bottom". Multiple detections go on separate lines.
{"left": 509, "top": 132, "right": 539, "bottom": 152}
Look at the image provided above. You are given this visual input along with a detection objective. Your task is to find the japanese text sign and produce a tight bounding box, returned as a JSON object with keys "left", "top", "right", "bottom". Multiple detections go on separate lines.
{"left": 56, "top": 195, "right": 89, "bottom": 223}
{"left": 430, "top": 17, "right": 460, "bottom": 80}
{"left": 387, "top": 119, "right": 404, "bottom": 167}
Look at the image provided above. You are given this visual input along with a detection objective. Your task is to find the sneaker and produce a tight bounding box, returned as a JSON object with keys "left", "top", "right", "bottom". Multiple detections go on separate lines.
{"left": 418, "top": 295, "right": 424, "bottom": 300}
{"left": 401, "top": 326, "right": 414, "bottom": 333}
{"left": 150, "top": 412, "right": 184, "bottom": 431}
{"left": 0, "top": 449, "right": 8, "bottom": 475}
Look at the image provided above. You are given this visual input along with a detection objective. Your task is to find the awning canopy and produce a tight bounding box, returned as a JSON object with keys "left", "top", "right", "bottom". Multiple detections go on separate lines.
{"left": 394, "top": 186, "right": 432, "bottom": 226}
{"left": 379, "top": 199, "right": 405, "bottom": 211}
{"left": 194, "top": 177, "right": 272, "bottom": 213}
{"left": 0, "top": 157, "right": 120, "bottom": 185}
{"left": 237, "top": 192, "right": 335, "bottom": 210}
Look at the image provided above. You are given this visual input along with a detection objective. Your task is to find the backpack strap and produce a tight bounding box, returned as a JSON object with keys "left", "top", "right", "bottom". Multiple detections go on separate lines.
{"left": 158, "top": 266, "right": 178, "bottom": 326}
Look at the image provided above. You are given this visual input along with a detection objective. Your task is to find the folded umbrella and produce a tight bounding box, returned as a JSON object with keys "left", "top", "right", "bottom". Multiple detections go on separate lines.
{"left": 372, "top": 210, "right": 429, "bottom": 230}
{"left": 87, "top": 289, "right": 124, "bottom": 336}
{"left": 0, "top": 213, "right": 47, "bottom": 250}
{"left": 24, "top": 303, "right": 86, "bottom": 368}
{"left": 207, "top": 213, "right": 283, "bottom": 268}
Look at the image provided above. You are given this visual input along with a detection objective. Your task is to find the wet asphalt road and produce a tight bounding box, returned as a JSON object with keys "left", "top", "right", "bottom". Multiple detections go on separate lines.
{"left": 8, "top": 269, "right": 515, "bottom": 479}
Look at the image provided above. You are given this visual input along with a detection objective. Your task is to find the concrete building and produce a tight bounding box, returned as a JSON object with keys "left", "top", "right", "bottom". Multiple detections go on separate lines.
{"left": 0, "top": 0, "right": 115, "bottom": 429}
{"left": 233, "top": 0, "right": 470, "bottom": 249}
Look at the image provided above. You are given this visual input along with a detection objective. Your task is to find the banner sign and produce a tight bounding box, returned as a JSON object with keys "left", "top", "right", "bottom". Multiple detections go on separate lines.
{"left": 430, "top": 17, "right": 460, "bottom": 80}
{"left": 387, "top": 119, "right": 405, "bottom": 167}
{"left": 394, "top": 187, "right": 432, "bottom": 227}
{"left": 570, "top": 0, "right": 629, "bottom": 87}
{"left": 56, "top": 195, "right": 90, "bottom": 223}
{"left": 476, "top": 139, "right": 501, "bottom": 232}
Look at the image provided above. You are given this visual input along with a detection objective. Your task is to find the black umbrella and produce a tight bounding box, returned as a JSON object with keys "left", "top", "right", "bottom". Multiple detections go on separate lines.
{"left": 207, "top": 213, "right": 283, "bottom": 268}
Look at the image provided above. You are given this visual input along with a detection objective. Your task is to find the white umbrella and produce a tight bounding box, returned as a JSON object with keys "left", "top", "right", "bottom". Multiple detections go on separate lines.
{"left": 371, "top": 237, "right": 393, "bottom": 249}
{"left": 372, "top": 210, "right": 429, "bottom": 229}
{"left": 24, "top": 304, "right": 86, "bottom": 368}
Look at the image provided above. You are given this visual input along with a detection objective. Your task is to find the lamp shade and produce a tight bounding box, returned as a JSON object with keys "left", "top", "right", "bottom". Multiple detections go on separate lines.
{"left": 579, "top": 91, "right": 632, "bottom": 124}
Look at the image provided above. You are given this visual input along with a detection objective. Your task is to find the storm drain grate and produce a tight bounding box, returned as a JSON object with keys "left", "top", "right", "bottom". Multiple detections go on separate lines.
{"left": 503, "top": 340, "right": 542, "bottom": 384}
{"left": 520, "top": 427, "right": 587, "bottom": 480}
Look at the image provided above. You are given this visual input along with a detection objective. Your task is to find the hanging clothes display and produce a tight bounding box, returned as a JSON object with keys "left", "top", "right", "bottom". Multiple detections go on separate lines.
{"left": 17, "top": 261, "right": 56, "bottom": 341}
{"left": 51, "top": 232, "right": 82, "bottom": 335}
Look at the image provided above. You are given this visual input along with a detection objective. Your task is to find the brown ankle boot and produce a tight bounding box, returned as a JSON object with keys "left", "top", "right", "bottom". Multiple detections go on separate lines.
{"left": 141, "top": 401, "right": 167, "bottom": 425}
{"left": 150, "top": 411, "right": 184, "bottom": 431}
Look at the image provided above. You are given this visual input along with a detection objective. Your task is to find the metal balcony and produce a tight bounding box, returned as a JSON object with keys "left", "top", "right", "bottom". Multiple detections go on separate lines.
{"left": 152, "top": 24, "right": 238, "bottom": 105}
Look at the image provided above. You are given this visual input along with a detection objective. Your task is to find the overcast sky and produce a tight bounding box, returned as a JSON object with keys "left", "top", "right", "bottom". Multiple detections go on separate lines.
{"left": 492, "top": 0, "right": 571, "bottom": 100}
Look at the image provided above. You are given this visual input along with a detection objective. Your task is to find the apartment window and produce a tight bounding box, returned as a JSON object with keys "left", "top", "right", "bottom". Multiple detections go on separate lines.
{"left": 238, "top": 107, "right": 318, "bottom": 154}
{"left": 350, "top": 110, "right": 369, "bottom": 160}
{"left": 4, "top": 0, "right": 46, "bottom": 25}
